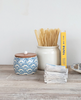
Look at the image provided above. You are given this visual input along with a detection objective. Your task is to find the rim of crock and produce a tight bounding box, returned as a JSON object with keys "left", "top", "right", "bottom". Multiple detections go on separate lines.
{"left": 37, "top": 45, "right": 59, "bottom": 49}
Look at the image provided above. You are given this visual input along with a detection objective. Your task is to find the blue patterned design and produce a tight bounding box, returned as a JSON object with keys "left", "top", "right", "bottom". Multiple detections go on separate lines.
{"left": 13, "top": 56, "right": 38, "bottom": 75}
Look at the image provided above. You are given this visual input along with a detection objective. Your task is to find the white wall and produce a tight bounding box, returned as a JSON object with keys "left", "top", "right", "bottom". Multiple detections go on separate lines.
{"left": 0, "top": 0, "right": 81, "bottom": 65}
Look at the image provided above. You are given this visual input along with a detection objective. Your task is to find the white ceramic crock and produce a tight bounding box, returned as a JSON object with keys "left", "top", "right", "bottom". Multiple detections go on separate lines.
{"left": 36, "top": 46, "right": 60, "bottom": 70}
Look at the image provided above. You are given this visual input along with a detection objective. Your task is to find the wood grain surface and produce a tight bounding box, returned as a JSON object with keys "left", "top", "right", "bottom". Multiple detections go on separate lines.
{"left": 0, "top": 65, "right": 81, "bottom": 100}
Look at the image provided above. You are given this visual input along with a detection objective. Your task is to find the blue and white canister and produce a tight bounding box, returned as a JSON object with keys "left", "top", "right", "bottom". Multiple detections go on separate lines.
{"left": 13, "top": 51, "right": 38, "bottom": 75}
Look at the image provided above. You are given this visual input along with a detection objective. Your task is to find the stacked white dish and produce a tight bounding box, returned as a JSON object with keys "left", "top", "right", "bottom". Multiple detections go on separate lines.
{"left": 44, "top": 64, "right": 68, "bottom": 83}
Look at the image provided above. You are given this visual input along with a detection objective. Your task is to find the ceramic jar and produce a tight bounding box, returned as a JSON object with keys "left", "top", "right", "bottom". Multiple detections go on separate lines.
{"left": 13, "top": 51, "right": 38, "bottom": 75}
{"left": 36, "top": 46, "right": 60, "bottom": 70}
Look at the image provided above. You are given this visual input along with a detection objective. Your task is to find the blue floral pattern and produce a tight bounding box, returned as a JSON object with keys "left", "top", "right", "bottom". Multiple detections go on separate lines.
{"left": 13, "top": 56, "right": 38, "bottom": 75}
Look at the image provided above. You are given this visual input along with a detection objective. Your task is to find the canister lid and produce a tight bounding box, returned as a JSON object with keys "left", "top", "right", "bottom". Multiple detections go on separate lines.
{"left": 15, "top": 51, "right": 37, "bottom": 58}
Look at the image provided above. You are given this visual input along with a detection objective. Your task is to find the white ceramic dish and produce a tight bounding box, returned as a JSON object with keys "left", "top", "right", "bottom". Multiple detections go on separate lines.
{"left": 70, "top": 63, "right": 81, "bottom": 73}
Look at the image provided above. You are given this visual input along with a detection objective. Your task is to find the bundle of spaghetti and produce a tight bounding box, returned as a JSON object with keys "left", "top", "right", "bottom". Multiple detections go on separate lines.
{"left": 34, "top": 28, "right": 60, "bottom": 46}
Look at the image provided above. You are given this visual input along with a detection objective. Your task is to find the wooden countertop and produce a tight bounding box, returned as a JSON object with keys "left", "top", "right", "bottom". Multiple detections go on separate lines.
{"left": 0, "top": 65, "right": 81, "bottom": 100}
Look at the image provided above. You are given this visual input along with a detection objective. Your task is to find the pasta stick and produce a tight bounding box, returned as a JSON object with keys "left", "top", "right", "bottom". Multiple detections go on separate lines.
{"left": 50, "top": 29, "right": 54, "bottom": 46}
{"left": 34, "top": 30, "right": 40, "bottom": 46}
{"left": 40, "top": 28, "right": 44, "bottom": 46}
{"left": 56, "top": 28, "right": 60, "bottom": 45}
{"left": 53, "top": 29, "right": 56, "bottom": 46}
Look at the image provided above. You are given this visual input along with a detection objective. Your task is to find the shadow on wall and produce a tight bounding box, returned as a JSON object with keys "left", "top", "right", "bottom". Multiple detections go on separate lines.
{"left": 67, "top": 38, "right": 80, "bottom": 65}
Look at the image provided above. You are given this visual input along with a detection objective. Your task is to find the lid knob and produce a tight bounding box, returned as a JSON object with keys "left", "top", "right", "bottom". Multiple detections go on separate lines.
{"left": 24, "top": 51, "right": 28, "bottom": 55}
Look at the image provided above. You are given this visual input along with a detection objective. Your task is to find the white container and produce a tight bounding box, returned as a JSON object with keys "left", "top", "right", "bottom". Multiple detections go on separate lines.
{"left": 36, "top": 46, "right": 60, "bottom": 70}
